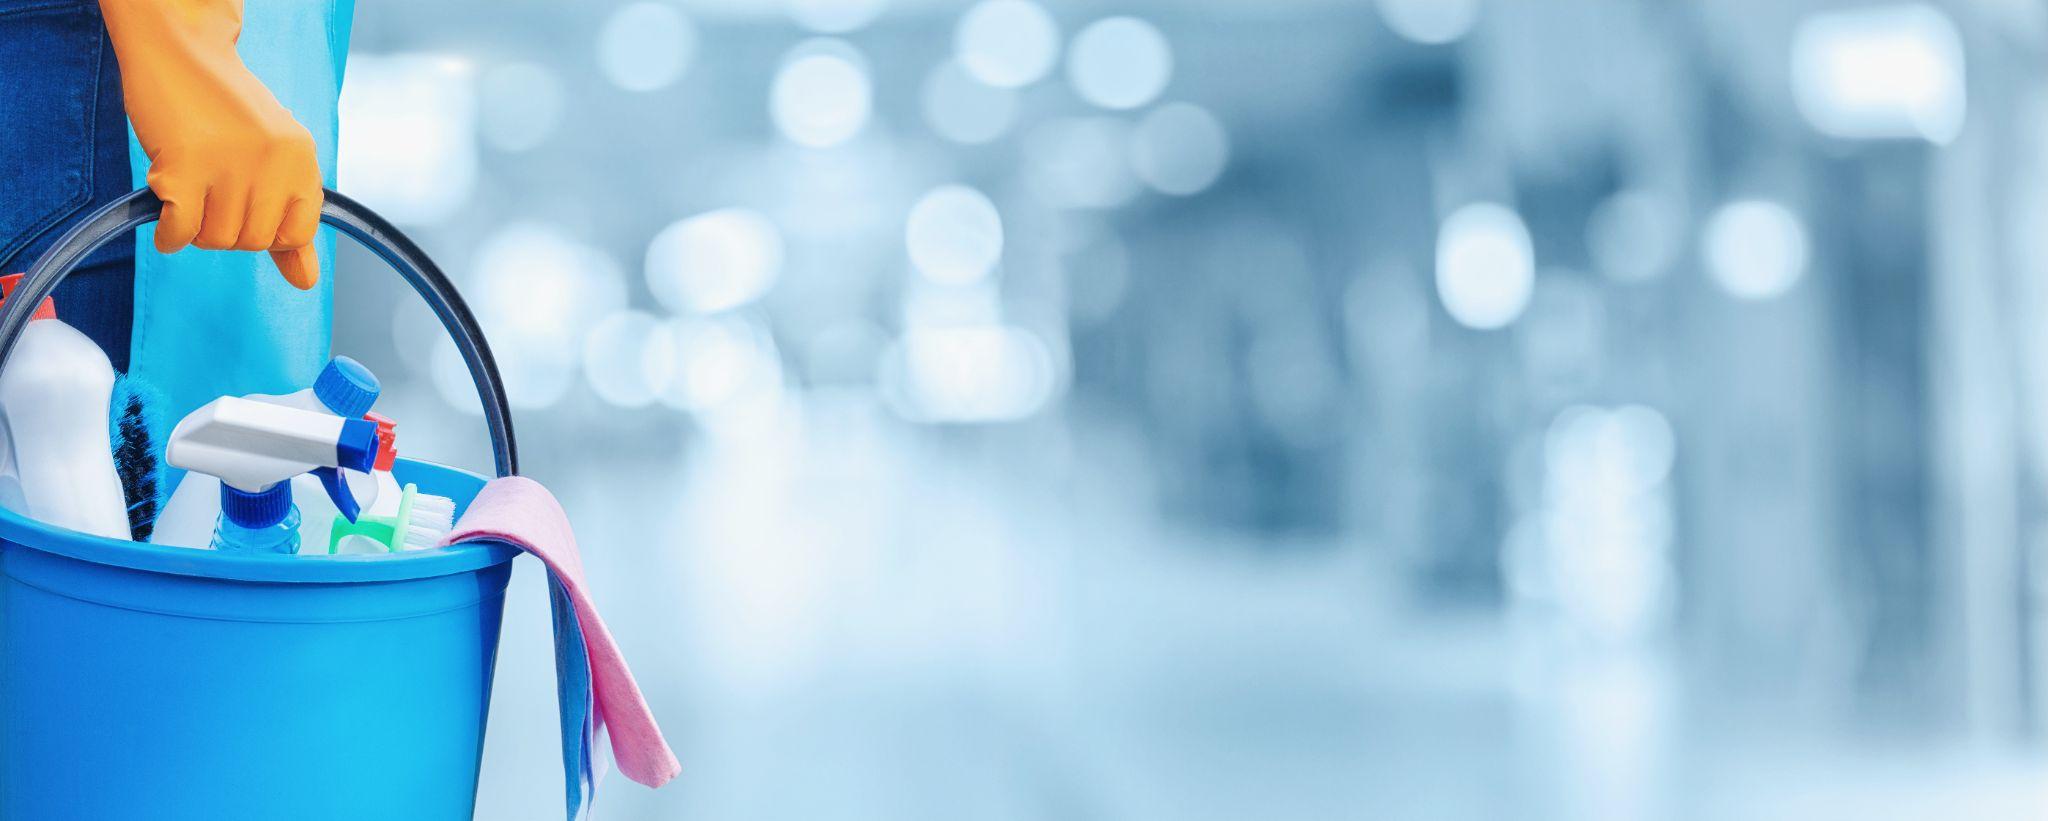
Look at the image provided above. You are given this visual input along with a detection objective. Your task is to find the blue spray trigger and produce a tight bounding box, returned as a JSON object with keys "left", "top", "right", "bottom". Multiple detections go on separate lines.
{"left": 321, "top": 417, "right": 379, "bottom": 523}
{"left": 315, "top": 466, "right": 361, "bottom": 523}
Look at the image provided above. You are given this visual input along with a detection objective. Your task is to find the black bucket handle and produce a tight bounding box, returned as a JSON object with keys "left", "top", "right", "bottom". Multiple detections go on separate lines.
{"left": 0, "top": 188, "right": 517, "bottom": 478}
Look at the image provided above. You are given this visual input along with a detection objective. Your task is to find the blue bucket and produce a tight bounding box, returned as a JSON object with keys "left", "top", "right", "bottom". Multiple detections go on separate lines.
{"left": 0, "top": 190, "right": 528, "bottom": 821}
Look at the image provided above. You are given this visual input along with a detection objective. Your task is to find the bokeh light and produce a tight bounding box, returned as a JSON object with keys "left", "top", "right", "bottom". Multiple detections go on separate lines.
{"left": 1066, "top": 17, "right": 1173, "bottom": 110}
{"left": 954, "top": 0, "right": 1061, "bottom": 89}
{"left": 646, "top": 315, "right": 786, "bottom": 415}
{"left": 1540, "top": 404, "right": 1678, "bottom": 643}
{"left": 922, "top": 61, "right": 1018, "bottom": 145}
{"left": 1546, "top": 405, "right": 1679, "bottom": 493}
{"left": 880, "top": 325, "right": 1059, "bottom": 423}
{"left": 1704, "top": 199, "right": 1809, "bottom": 300}
{"left": 906, "top": 185, "right": 1005, "bottom": 286}
{"left": 771, "top": 44, "right": 873, "bottom": 148}
{"left": 645, "top": 208, "right": 786, "bottom": 314}
{"left": 1130, "top": 102, "right": 1230, "bottom": 196}
{"left": 337, "top": 54, "right": 476, "bottom": 226}
{"left": 596, "top": 1, "right": 696, "bottom": 92}
{"left": 1790, "top": 4, "right": 1966, "bottom": 144}
{"left": 468, "top": 223, "right": 625, "bottom": 341}
{"left": 476, "top": 62, "right": 565, "bottom": 153}
{"left": 463, "top": 223, "right": 626, "bottom": 409}
{"left": 438, "top": 328, "right": 581, "bottom": 412}
{"left": 582, "top": 310, "right": 664, "bottom": 408}
{"left": 1435, "top": 202, "right": 1536, "bottom": 330}
{"left": 1373, "top": 0, "right": 1480, "bottom": 45}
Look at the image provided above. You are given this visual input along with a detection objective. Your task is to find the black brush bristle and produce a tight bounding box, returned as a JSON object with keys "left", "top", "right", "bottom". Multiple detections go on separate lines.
{"left": 109, "top": 378, "right": 162, "bottom": 542}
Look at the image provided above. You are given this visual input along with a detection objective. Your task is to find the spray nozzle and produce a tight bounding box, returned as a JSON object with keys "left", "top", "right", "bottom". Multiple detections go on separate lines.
{"left": 166, "top": 396, "right": 380, "bottom": 526}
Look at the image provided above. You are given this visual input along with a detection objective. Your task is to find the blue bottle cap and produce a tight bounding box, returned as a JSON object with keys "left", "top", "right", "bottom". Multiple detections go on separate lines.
{"left": 314, "top": 356, "right": 380, "bottom": 418}
{"left": 221, "top": 483, "right": 292, "bottom": 529}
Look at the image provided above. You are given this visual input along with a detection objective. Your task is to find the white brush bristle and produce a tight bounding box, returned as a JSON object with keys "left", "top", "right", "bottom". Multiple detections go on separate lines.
{"left": 401, "top": 492, "right": 457, "bottom": 550}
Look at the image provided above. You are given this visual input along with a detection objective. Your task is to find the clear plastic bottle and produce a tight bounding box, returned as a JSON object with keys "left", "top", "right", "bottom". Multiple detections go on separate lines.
{"left": 211, "top": 483, "right": 301, "bottom": 554}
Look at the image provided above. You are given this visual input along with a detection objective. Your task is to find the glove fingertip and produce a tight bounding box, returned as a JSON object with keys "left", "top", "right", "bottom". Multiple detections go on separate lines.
{"left": 154, "top": 202, "right": 197, "bottom": 253}
{"left": 271, "top": 246, "right": 319, "bottom": 290}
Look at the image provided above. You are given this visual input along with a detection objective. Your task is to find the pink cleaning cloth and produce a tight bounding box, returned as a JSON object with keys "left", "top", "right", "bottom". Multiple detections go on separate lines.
{"left": 443, "top": 476, "right": 681, "bottom": 789}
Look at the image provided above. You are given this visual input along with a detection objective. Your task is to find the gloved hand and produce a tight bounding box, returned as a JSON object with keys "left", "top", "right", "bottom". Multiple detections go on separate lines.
{"left": 97, "top": 0, "right": 323, "bottom": 290}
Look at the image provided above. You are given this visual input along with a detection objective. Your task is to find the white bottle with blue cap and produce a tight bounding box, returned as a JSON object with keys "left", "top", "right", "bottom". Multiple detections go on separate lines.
{"left": 249, "top": 355, "right": 382, "bottom": 511}
{"left": 163, "top": 396, "right": 381, "bottom": 554}
{"left": 250, "top": 354, "right": 380, "bottom": 418}
{"left": 150, "top": 356, "right": 383, "bottom": 550}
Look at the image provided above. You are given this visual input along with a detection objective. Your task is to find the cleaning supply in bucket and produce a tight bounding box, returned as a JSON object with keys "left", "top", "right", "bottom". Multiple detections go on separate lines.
{"left": 328, "top": 481, "right": 456, "bottom": 554}
{"left": 108, "top": 375, "right": 167, "bottom": 541}
{"left": 213, "top": 479, "right": 304, "bottom": 552}
{"left": 253, "top": 355, "right": 380, "bottom": 418}
{"left": 253, "top": 356, "right": 382, "bottom": 545}
{"left": 251, "top": 356, "right": 384, "bottom": 503}
{"left": 327, "top": 413, "right": 454, "bottom": 553}
{"left": 444, "top": 476, "right": 681, "bottom": 813}
{"left": 163, "top": 395, "right": 378, "bottom": 553}
{"left": 0, "top": 274, "right": 131, "bottom": 540}
{"left": 360, "top": 411, "right": 403, "bottom": 517}
{"left": 153, "top": 356, "right": 383, "bottom": 549}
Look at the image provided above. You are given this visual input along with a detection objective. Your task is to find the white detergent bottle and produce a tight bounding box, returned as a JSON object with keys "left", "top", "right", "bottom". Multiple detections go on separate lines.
{"left": 162, "top": 396, "right": 379, "bottom": 553}
{"left": 153, "top": 356, "right": 382, "bottom": 550}
{"left": 0, "top": 274, "right": 130, "bottom": 539}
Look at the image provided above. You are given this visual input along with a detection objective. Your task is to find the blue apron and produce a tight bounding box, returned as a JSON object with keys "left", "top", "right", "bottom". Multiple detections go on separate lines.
{"left": 127, "top": 0, "right": 355, "bottom": 432}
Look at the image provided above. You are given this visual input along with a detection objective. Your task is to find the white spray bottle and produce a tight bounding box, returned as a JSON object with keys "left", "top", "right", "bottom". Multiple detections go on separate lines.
{"left": 163, "top": 396, "right": 379, "bottom": 553}
{"left": 249, "top": 355, "right": 382, "bottom": 505}
{"left": 153, "top": 356, "right": 382, "bottom": 550}
{"left": 0, "top": 274, "right": 130, "bottom": 539}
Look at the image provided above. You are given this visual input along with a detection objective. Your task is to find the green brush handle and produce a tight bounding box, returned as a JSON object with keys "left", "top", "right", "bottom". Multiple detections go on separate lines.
{"left": 328, "top": 515, "right": 398, "bottom": 554}
{"left": 0, "top": 188, "right": 519, "bottom": 478}
{"left": 329, "top": 481, "right": 423, "bottom": 554}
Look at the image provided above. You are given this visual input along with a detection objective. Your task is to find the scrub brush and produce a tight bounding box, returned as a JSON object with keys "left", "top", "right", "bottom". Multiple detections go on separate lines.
{"left": 108, "top": 375, "right": 165, "bottom": 541}
{"left": 326, "top": 483, "right": 456, "bottom": 553}
{"left": 395, "top": 484, "right": 456, "bottom": 550}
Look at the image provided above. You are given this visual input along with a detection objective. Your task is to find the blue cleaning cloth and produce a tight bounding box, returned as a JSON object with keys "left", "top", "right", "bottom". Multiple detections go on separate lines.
{"left": 551, "top": 577, "right": 598, "bottom": 820}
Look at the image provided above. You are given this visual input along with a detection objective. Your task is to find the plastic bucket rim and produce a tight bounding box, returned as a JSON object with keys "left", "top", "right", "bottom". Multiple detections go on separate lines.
{"left": 0, "top": 458, "right": 517, "bottom": 584}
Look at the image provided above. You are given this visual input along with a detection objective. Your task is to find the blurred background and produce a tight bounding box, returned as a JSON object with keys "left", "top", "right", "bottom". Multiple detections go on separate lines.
{"left": 327, "top": 0, "right": 2048, "bottom": 818}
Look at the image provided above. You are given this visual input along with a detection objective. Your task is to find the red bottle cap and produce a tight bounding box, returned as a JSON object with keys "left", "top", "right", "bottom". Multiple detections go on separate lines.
{"left": 365, "top": 411, "right": 398, "bottom": 472}
{"left": 0, "top": 274, "right": 57, "bottom": 322}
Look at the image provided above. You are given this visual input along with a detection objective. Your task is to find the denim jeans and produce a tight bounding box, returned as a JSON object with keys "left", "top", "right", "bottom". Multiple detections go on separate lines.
{"left": 0, "top": 0, "right": 134, "bottom": 371}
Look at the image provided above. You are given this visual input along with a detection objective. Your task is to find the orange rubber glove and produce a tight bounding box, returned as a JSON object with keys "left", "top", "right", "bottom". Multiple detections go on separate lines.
{"left": 97, "top": 0, "right": 323, "bottom": 290}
